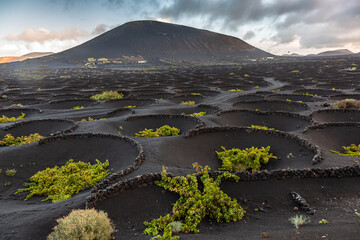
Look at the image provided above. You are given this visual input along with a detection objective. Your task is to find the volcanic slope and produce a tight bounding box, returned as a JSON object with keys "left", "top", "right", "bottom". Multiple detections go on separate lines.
{"left": 8, "top": 20, "right": 271, "bottom": 68}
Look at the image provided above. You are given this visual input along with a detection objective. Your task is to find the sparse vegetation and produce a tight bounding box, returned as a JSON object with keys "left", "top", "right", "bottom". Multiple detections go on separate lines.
{"left": 180, "top": 101, "right": 195, "bottom": 105}
{"left": 90, "top": 91, "right": 124, "bottom": 101}
{"left": 291, "top": 70, "right": 300, "bottom": 73}
{"left": 6, "top": 169, "right": 17, "bottom": 177}
{"left": 332, "top": 99, "right": 360, "bottom": 110}
{"left": 47, "top": 209, "right": 115, "bottom": 240}
{"left": 72, "top": 105, "right": 84, "bottom": 110}
{"left": 319, "top": 219, "right": 329, "bottom": 224}
{"left": 135, "top": 125, "right": 180, "bottom": 138}
{"left": 191, "top": 93, "right": 201, "bottom": 96}
{"left": 81, "top": 117, "right": 107, "bottom": 121}
{"left": 0, "top": 133, "right": 44, "bottom": 146}
{"left": 0, "top": 113, "right": 25, "bottom": 123}
{"left": 143, "top": 163, "right": 245, "bottom": 239}
{"left": 216, "top": 146, "right": 277, "bottom": 172}
{"left": 15, "top": 159, "right": 111, "bottom": 202}
{"left": 330, "top": 144, "right": 360, "bottom": 157}
{"left": 289, "top": 215, "right": 311, "bottom": 229}
{"left": 123, "top": 105, "right": 136, "bottom": 108}
{"left": 228, "top": 88, "right": 243, "bottom": 92}
{"left": 248, "top": 125, "right": 275, "bottom": 130}
{"left": 188, "top": 111, "right": 206, "bottom": 116}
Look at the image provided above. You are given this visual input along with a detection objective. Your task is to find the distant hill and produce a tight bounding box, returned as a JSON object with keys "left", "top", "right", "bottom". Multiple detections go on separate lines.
{"left": 317, "top": 49, "right": 353, "bottom": 56}
{"left": 0, "top": 52, "right": 53, "bottom": 63}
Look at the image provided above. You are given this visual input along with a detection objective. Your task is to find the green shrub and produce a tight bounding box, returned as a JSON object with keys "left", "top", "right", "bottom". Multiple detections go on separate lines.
{"left": 289, "top": 215, "right": 310, "bottom": 229}
{"left": 135, "top": 125, "right": 180, "bottom": 138}
{"left": 72, "top": 106, "right": 84, "bottom": 110}
{"left": 228, "top": 88, "right": 243, "bottom": 92}
{"left": 123, "top": 105, "right": 136, "bottom": 108}
{"left": 180, "top": 101, "right": 195, "bottom": 105}
{"left": 47, "top": 209, "right": 115, "bottom": 240}
{"left": 6, "top": 169, "right": 17, "bottom": 177}
{"left": 15, "top": 159, "right": 110, "bottom": 202}
{"left": 216, "top": 146, "right": 277, "bottom": 172}
{"left": 188, "top": 112, "right": 206, "bottom": 117}
{"left": 0, "top": 133, "right": 44, "bottom": 146}
{"left": 81, "top": 117, "right": 107, "bottom": 121}
{"left": 332, "top": 99, "right": 360, "bottom": 110}
{"left": 248, "top": 125, "right": 275, "bottom": 130}
{"left": 330, "top": 144, "right": 360, "bottom": 157}
{"left": 90, "top": 91, "right": 124, "bottom": 101}
{"left": 0, "top": 113, "right": 25, "bottom": 123}
{"left": 143, "top": 163, "right": 245, "bottom": 239}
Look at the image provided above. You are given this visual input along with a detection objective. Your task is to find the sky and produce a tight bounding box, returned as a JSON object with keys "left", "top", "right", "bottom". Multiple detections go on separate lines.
{"left": 1, "top": 0, "right": 360, "bottom": 56}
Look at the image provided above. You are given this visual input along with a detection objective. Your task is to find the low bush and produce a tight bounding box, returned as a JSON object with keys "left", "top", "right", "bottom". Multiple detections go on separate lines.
{"left": 72, "top": 106, "right": 84, "bottom": 110}
{"left": 330, "top": 144, "right": 360, "bottom": 157}
{"left": 81, "top": 117, "right": 107, "bottom": 121}
{"left": 143, "top": 163, "right": 245, "bottom": 239}
{"left": 123, "top": 105, "right": 136, "bottom": 108}
{"left": 6, "top": 169, "right": 17, "bottom": 177}
{"left": 216, "top": 146, "right": 277, "bottom": 172}
{"left": 289, "top": 215, "right": 311, "bottom": 229}
{"left": 248, "top": 125, "right": 275, "bottom": 130}
{"left": 228, "top": 89, "right": 243, "bottom": 92}
{"left": 135, "top": 125, "right": 180, "bottom": 138}
{"left": 0, "top": 113, "right": 25, "bottom": 123}
{"left": 188, "top": 112, "right": 206, "bottom": 117}
{"left": 180, "top": 101, "right": 195, "bottom": 105}
{"left": 0, "top": 133, "right": 44, "bottom": 146}
{"left": 47, "top": 209, "right": 115, "bottom": 240}
{"left": 90, "top": 91, "right": 124, "bottom": 101}
{"left": 16, "top": 159, "right": 110, "bottom": 202}
{"left": 332, "top": 99, "right": 360, "bottom": 110}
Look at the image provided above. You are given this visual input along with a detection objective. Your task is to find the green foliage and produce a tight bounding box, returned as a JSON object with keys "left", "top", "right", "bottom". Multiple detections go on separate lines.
{"left": 289, "top": 215, "right": 311, "bottom": 229}
{"left": 330, "top": 144, "right": 360, "bottom": 157}
{"left": 72, "top": 105, "right": 84, "bottom": 110}
{"left": 135, "top": 125, "right": 180, "bottom": 138}
{"left": 0, "top": 133, "right": 44, "bottom": 146}
{"left": 6, "top": 169, "right": 17, "bottom": 177}
{"left": 16, "top": 159, "right": 111, "bottom": 203}
{"left": 303, "top": 92, "right": 317, "bottom": 97}
{"left": 81, "top": 116, "right": 107, "bottom": 121}
{"left": 191, "top": 93, "right": 201, "bottom": 96}
{"left": 90, "top": 91, "right": 124, "bottom": 101}
{"left": 319, "top": 219, "right": 329, "bottom": 224}
{"left": 180, "top": 101, "right": 195, "bottom": 105}
{"left": 47, "top": 209, "right": 115, "bottom": 240}
{"left": 0, "top": 113, "right": 25, "bottom": 123}
{"left": 216, "top": 146, "right": 277, "bottom": 172}
{"left": 291, "top": 69, "right": 300, "bottom": 73}
{"left": 143, "top": 163, "right": 245, "bottom": 239}
{"left": 169, "top": 221, "right": 183, "bottom": 234}
{"left": 356, "top": 211, "right": 360, "bottom": 217}
{"left": 188, "top": 112, "right": 206, "bottom": 117}
{"left": 248, "top": 125, "right": 275, "bottom": 130}
{"left": 123, "top": 105, "right": 136, "bottom": 108}
{"left": 228, "top": 72, "right": 235, "bottom": 76}
{"left": 228, "top": 88, "right": 243, "bottom": 92}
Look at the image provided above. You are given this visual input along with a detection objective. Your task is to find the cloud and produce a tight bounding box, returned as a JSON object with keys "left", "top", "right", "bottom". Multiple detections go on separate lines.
{"left": 92, "top": 24, "right": 108, "bottom": 35}
{"left": 5, "top": 24, "right": 108, "bottom": 43}
{"left": 243, "top": 31, "right": 255, "bottom": 40}
{"left": 158, "top": 0, "right": 360, "bottom": 50}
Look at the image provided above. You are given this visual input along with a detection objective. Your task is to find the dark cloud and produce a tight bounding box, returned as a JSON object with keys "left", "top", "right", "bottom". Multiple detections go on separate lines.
{"left": 92, "top": 24, "right": 108, "bottom": 35}
{"left": 159, "top": 0, "right": 360, "bottom": 49}
{"left": 243, "top": 31, "right": 255, "bottom": 40}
